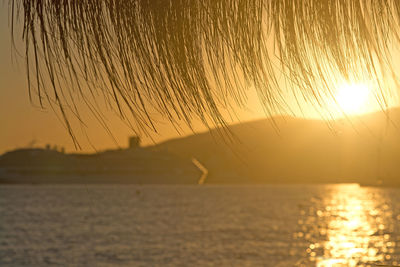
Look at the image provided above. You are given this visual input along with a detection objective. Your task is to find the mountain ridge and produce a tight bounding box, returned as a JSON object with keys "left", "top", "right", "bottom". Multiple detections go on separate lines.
{"left": 152, "top": 108, "right": 400, "bottom": 185}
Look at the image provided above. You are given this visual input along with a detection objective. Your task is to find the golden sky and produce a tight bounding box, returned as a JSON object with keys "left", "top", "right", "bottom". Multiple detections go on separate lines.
{"left": 0, "top": 5, "right": 266, "bottom": 154}
{"left": 1, "top": 5, "right": 399, "bottom": 155}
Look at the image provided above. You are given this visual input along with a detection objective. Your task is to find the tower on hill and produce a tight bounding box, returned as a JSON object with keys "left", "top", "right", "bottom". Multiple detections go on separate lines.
{"left": 128, "top": 136, "right": 141, "bottom": 149}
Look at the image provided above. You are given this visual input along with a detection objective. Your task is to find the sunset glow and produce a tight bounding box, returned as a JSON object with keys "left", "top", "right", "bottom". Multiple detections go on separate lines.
{"left": 4, "top": 2, "right": 400, "bottom": 266}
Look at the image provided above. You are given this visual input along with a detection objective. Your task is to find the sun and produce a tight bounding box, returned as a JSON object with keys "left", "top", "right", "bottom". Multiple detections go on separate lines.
{"left": 335, "top": 83, "right": 371, "bottom": 115}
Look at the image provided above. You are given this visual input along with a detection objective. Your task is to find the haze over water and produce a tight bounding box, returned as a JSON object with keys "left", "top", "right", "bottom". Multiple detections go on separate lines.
{"left": 1, "top": 184, "right": 400, "bottom": 267}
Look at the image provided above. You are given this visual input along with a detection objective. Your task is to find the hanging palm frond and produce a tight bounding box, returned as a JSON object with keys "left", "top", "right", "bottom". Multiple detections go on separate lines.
{"left": 9, "top": 0, "right": 400, "bottom": 143}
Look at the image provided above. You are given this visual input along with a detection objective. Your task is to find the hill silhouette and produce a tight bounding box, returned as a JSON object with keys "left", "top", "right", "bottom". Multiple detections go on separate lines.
{"left": 0, "top": 146, "right": 201, "bottom": 184}
{"left": 153, "top": 109, "right": 400, "bottom": 185}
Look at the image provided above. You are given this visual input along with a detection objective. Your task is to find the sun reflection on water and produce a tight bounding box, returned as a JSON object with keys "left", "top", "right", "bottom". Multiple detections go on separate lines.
{"left": 316, "top": 187, "right": 379, "bottom": 266}
{"left": 300, "top": 184, "right": 398, "bottom": 267}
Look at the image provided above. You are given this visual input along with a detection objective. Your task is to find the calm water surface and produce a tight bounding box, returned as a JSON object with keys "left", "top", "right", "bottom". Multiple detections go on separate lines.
{"left": 1, "top": 184, "right": 400, "bottom": 266}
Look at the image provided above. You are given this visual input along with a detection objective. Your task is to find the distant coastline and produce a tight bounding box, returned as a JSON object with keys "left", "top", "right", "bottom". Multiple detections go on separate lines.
{"left": 3, "top": 109, "right": 400, "bottom": 186}
{"left": 0, "top": 137, "right": 202, "bottom": 184}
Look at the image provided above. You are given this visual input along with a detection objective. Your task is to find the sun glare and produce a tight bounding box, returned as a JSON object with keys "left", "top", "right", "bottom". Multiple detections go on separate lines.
{"left": 335, "top": 83, "right": 371, "bottom": 115}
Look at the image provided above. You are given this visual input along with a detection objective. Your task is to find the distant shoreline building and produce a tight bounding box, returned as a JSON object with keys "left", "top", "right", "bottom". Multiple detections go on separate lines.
{"left": 129, "top": 136, "right": 141, "bottom": 150}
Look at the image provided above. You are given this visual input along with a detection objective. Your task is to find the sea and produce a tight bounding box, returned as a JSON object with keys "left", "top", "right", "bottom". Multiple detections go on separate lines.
{"left": 1, "top": 184, "right": 400, "bottom": 267}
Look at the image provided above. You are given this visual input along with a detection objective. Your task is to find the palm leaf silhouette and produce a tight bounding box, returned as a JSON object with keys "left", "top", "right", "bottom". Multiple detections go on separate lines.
{"left": 9, "top": 0, "right": 400, "bottom": 142}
